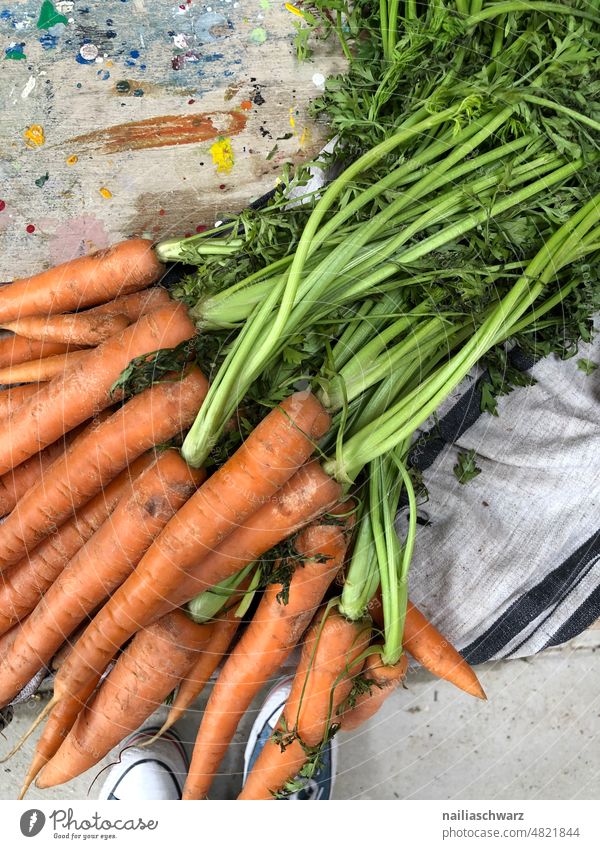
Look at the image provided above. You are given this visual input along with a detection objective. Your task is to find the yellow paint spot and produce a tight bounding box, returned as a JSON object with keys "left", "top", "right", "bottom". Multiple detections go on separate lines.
{"left": 66, "top": 154, "right": 78, "bottom": 166}
{"left": 210, "top": 137, "right": 234, "bottom": 174}
{"left": 289, "top": 108, "right": 296, "bottom": 129}
{"left": 99, "top": 187, "right": 113, "bottom": 199}
{"left": 285, "top": 3, "right": 304, "bottom": 17}
{"left": 24, "top": 124, "right": 45, "bottom": 148}
{"left": 298, "top": 126, "right": 311, "bottom": 148}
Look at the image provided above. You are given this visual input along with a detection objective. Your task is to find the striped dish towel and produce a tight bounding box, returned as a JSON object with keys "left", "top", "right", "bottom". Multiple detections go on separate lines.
{"left": 403, "top": 328, "right": 600, "bottom": 662}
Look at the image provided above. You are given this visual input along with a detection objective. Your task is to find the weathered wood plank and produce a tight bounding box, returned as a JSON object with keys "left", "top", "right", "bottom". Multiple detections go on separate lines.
{"left": 0, "top": 0, "right": 342, "bottom": 276}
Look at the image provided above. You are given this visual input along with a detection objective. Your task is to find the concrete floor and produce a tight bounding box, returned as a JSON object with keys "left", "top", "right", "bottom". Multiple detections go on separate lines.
{"left": 2, "top": 629, "right": 598, "bottom": 801}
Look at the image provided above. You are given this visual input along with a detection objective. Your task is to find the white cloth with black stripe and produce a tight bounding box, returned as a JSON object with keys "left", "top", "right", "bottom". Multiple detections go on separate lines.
{"left": 406, "top": 329, "right": 600, "bottom": 662}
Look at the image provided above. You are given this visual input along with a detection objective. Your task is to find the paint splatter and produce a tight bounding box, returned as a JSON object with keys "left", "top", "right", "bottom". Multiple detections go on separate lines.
{"left": 25, "top": 224, "right": 36, "bottom": 234}
{"left": 289, "top": 108, "right": 296, "bottom": 130}
{"left": 240, "top": 100, "right": 252, "bottom": 110}
{"left": 39, "top": 32, "right": 59, "bottom": 50}
{"left": 210, "top": 137, "right": 234, "bottom": 174}
{"left": 250, "top": 27, "right": 267, "bottom": 45}
{"left": 66, "top": 154, "right": 78, "bottom": 165}
{"left": 35, "top": 172, "right": 50, "bottom": 188}
{"left": 78, "top": 42, "right": 99, "bottom": 63}
{"left": 99, "top": 187, "right": 112, "bottom": 199}
{"left": 0, "top": 201, "right": 5, "bottom": 212}
{"left": 66, "top": 111, "right": 248, "bottom": 155}
{"left": 24, "top": 125, "right": 45, "bottom": 148}
{"left": 5, "top": 42, "right": 26, "bottom": 60}
{"left": 37, "top": 1, "right": 68, "bottom": 30}
{"left": 312, "top": 72, "right": 325, "bottom": 89}
{"left": 21, "top": 75, "right": 36, "bottom": 99}
{"left": 172, "top": 50, "right": 201, "bottom": 70}
{"left": 285, "top": 3, "right": 304, "bottom": 17}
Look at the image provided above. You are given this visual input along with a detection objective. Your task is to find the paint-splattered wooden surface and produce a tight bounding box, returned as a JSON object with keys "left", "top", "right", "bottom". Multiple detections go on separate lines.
{"left": 0, "top": 0, "right": 343, "bottom": 276}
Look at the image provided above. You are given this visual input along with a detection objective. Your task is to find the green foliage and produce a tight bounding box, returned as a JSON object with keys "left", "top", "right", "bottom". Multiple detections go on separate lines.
{"left": 453, "top": 448, "right": 482, "bottom": 485}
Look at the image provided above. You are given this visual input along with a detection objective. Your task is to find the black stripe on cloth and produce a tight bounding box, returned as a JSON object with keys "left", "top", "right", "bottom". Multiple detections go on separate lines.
{"left": 460, "top": 527, "right": 600, "bottom": 664}
{"left": 542, "top": 575, "right": 600, "bottom": 649}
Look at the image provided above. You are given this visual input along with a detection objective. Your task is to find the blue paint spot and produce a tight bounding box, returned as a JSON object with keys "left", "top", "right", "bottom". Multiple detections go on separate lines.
{"left": 98, "top": 69, "right": 110, "bottom": 80}
{"left": 106, "top": 30, "right": 117, "bottom": 38}
{"left": 139, "top": 63, "right": 147, "bottom": 70}
{"left": 76, "top": 53, "right": 94, "bottom": 64}
{"left": 133, "top": 88, "right": 144, "bottom": 97}
{"left": 39, "top": 32, "right": 59, "bottom": 50}
{"left": 5, "top": 42, "right": 26, "bottom": 60}
{"left": 125, "top": 59, "right": 136, "bottom": 67}
{"left": 204, "top": 53, "right": 224, "bottom": 62}
{"left": 0, "top": 11, "right": 11, "bottom": 20}
{"left": 129, "top": 49, "right": 140, "bottom": 58}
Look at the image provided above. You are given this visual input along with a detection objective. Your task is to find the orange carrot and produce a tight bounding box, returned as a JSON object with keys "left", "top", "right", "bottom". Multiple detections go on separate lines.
{"left": 0, "top": 349, "right": 91, "bottom": 384}
{"left": 1, "top": 239, "right": 164, "bottom": 322}
{"left": 339, "top": 651, "right": 408, "bottom": 732}
{"left": 0, "top": 451, "right": 205, "bottom": 707}
{"left": 19, "top": 674, "right": 99, "bottom": 799}
{"left": 0, "top": 366, "right": 208, "bottom": 570}
{"left": 370, "top": 596, "right": 486, "bottom": 700}
{"left": 2, "top": 313, "right": 130, "bottom": 347}
{"left": 0, "top": 423, "right": 87, "bottom": 517}
{"left": 0, "top": 453, "right": 156, "bottom": 636}
{"left": 54, "top": 393, "right": 332, "bottom": 705}
{"left": 183, "top": 510, "right": 354, "bottom": 799}
{"left": 86, "top": 287, "right": 172, "bottom": 321}
{"left": 37, "top": 611, "right": 213, "bottom": 788}
{"left": 159, "top": 461, "right": 343, "bottom": 614}
{"left": 0, "top": 302, "right": 196, "bottom": 476}
{"left": 235, "top": 609, "right": 371, "bottom": 801}
{"left": 0, "top": 335, "right": 74, "bottom": 370}
{"left": 150, "top": 611, "right": 239, "bottom": 742}
{"left": 0, "top": 384, "right": 40, "bottom": 420}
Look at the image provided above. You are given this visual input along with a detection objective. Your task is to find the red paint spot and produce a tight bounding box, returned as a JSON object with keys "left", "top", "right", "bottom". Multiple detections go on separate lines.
{"left": 219, "top": 184, "right": 226, "bottom": 190}
{"left": 184, "top": 232, "right": 192, "bottom": 238}
{"left": 240, "top": 100, "right": 252, "bottom": 111}
{"left": 26, "top": 224, "right": 36, "bottom": 234}
{"left": 188, "top": 99, "right": 195, "bottom": 105}
{"left": 0, "top": 200, "right": 5, "bottom": 212}
{"left": 159, "top": 208, "right": 166, "bottom": 216}
{"left": 195, "top": 224, "right": 207, "bottom": 233}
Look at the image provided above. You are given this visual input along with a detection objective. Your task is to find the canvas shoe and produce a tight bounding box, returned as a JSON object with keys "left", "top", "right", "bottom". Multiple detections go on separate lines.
{"left": 96, "top": 725, "right": 189, "bottom": 801}
{"left": 242, "top": 676, "right": 337, "bottom": 800}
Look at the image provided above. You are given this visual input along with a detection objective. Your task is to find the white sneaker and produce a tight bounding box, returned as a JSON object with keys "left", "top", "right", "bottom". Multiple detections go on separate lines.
{"left": 96, "top": 726, "right": 189, "bottom": 801}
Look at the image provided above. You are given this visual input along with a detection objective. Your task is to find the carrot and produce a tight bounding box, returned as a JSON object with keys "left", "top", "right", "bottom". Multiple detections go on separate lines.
{"left": 1, "top": 313, "right": 130, "bottom": 347}
{"left": 370, "top": 595, "right": 486, "bottom": 700}
{"left": 0, "top": 349, "right": 91, "bottom": 384}
{"left": 19, "top": 674, "right": 99, "bottom": 799}
{"left": 0, "top": 366, "right": 208, "bottom": 570}
{"left": 86, "top": 287, "right": 172, "bottom": 321}
{"left": 1, "top": 239, "right": 164, "bottom": 322}
{"left": 0, "top": 453, "right": 156, "bottom": 635}
{"left": 0, "top": 423, "right": 87, "bottom": 517}
{"left": 0, "top": 450, "right": 205, "bottom": 707}
{"left": 0, "top": 335, "right": 74, "bottom": 370}
{"left": 339, "top": 651, "right": 408, "bottom": 732}
{"left": 158, "top": 461, "right": 343, "bottom": 616}
{"left": 235, "top": 609, "right": 371, "bottom": 801}
{"left": 0, "top": 302, "right": 196, "bottom": 476}
{"left": 183, "top": 509, "right": 354, "bottom": 799}
{"left": 148, "top": 611, "right": 239, "bottom": 744}
{"left": 36, "top": 610, "right": 213, "bottom": 788}
{"left": 54, "top": 392, "right": 332, "bottom": 704}
{"left": 0, "top": 385, "right": 40, "bottom": 420}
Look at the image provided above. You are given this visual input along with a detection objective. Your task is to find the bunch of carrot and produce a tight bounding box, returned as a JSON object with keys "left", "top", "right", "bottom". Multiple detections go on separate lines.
{"left": 3, "top": 0, "right": 599, "bottom": 802}
{"left": 0, "top": 236, "right": 486, "bottom": 801}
